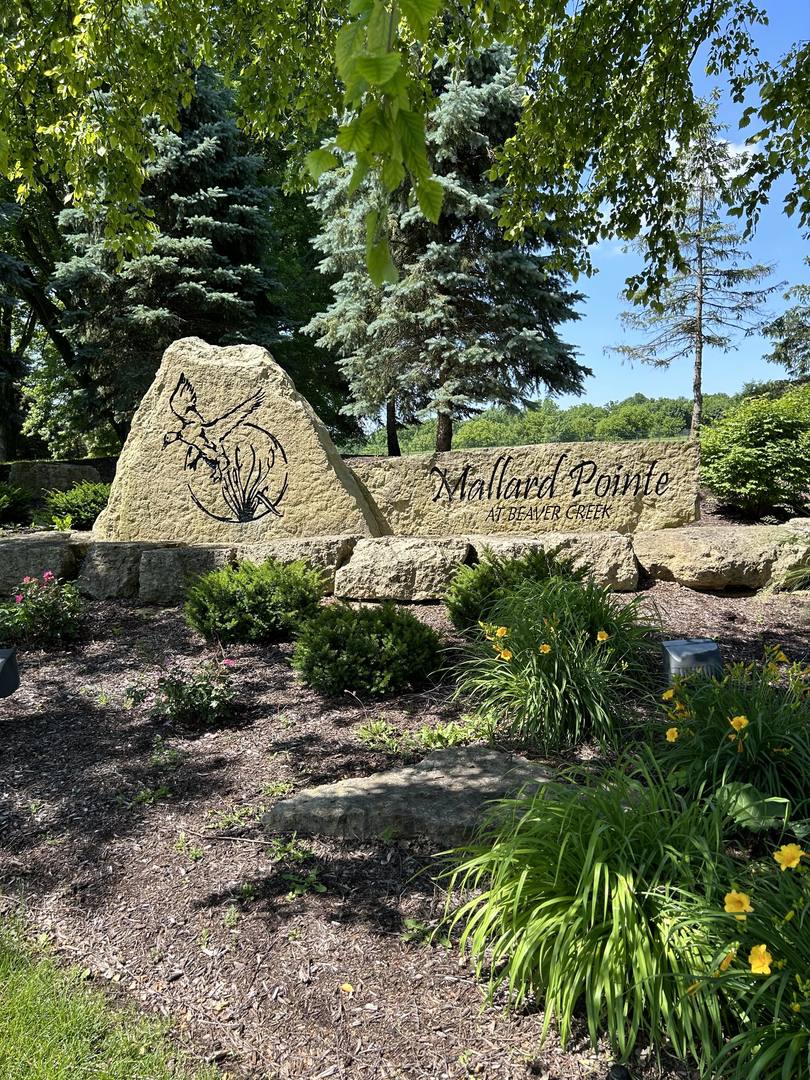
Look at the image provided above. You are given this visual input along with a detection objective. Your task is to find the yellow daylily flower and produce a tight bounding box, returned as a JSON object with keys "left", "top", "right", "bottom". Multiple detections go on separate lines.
{"left": 749, "top": 945, "right": 773, "bottom": 976}
{"left": 539, "top": 643, "right": 551, "bottom": 655}
{"left": 495, "top": 626, "right": 508, "bottom": 638}
{"left": 661, "top": 687, "right": 676, "bottom": 701}
{"left": 596, "top": 630, "right": 610, "bottom": 642}
{"left": 724, "top": 891, "right": 753, "bottom": 921}
{"left": 774, "top": 650, "right": 788, "bottom": 663}
{"left": 666, "top": 727, "right": 679, "bottom": 743}
{"left": 729, "top": 715, "right": 749, "bottom": 732}
{"left": 499, "top": 649, "right": 513, "bottom": 662}
{"left": 774, "top": 844, "right": 806, "bottom": 871}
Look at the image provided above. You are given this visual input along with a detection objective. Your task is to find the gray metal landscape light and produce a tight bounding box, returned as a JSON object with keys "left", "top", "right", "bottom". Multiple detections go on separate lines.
{"left": 0, "top": 648, "right": 20, "bottom": 698}
{"left": 661, "top": 638, "right": 723, "bottom": 682}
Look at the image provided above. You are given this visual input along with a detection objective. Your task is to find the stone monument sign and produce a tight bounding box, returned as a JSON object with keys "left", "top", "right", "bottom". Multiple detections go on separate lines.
{"left": 95, "top": 338, "right": 381, "bottom": 543}
{"left": 348, "top": 441, "right": 700, "bottom": 535}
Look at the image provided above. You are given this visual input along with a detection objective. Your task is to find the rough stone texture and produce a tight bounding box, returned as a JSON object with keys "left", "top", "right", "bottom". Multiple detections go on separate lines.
{"left": 334, "top": 536, "right": 471, "bottom": 602}
{"left": 0, "top": 532, "right": 77, "bottom": 593}
{"left": 347, "top": 440, "right": 699, "bottom": 537}
{"left": 78, "top": 541, "right": 168, "bottom": 599}
{"left": 787, "top": 518, "right": 810, "bottom": 533}
{"left": 235, "top": 535, "right": 359, "bottom": 592}
{"left": 263, "top": 747, "right": 556, "bottom": 844}
{"left": 470, "top": 531, "right": 639, "bottom": 592}
{"left": 95, "top": 338, "right": 381, "bottom": 544}
{"left": 7, "top": 460, "right": 101, "bottom": 497}
{"left": 633, "top": 525, "right": 810, "bottom": 591}
{"left": 138, "top": 545, "right": 235, "bottom": 604}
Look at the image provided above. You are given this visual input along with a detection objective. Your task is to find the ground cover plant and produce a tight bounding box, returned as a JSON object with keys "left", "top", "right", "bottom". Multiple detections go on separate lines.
{"left": 444, "top": 758, "right": 733, "bottom": 1066}
{"left": 0, "top": 920, "right": 217, "bottom": 1080}
{"left": 127, "top": 659, "right": 238, "bottom": 732}
{"left": 445, "top": 546, "right": 584, "bottom": 634}
{"left": 655, "top": 646, "right": 810, "bottom": 814}
{"left": 292, "top": 601, "right": 441, "bottom": 696}
{"left": 37, "top": 480, "right": 112, "bottom": 530}
{"left": 184, "top": 558, "right": 325, "bottom": 643}
{"left": 0, "top": 571, "right": 83, "bottom": 645}
{"left": 455, "top": 575, "right": 659, "bottom": 751}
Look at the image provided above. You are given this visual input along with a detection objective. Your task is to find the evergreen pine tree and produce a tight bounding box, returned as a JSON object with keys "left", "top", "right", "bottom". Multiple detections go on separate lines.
{"left": 610, "top": 104, "right": 781, "bottom": 436}
{"left": 305, "top": 48, "right": 587, "bottom": 454}
{"left": 45, "top": 69, "right": 278, "bottom": 442}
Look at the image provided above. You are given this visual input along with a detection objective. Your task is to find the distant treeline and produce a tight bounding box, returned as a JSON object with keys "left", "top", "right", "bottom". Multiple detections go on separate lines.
{"left": 343, "top": 391, "right": 746, "bottom": 455}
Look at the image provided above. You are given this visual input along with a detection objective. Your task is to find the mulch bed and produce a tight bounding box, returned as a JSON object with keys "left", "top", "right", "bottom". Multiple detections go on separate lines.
{"left": 1, "top": 584, "right": 808, "bottom": 1079}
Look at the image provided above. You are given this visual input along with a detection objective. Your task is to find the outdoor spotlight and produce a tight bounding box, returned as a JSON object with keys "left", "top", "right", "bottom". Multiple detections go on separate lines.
{"left": 661, "top": 638, "right": 723, "bottom": 682}
{"left": 0, "top": 648, "right": 20, "bottom": 698}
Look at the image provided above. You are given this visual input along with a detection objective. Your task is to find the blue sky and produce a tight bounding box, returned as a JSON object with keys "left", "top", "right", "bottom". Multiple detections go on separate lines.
{"left": 559, "top": 0, "right": 809, "bottom": 407}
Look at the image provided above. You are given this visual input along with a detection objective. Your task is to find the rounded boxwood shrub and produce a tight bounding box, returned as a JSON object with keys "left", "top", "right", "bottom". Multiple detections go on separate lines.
{"left": 445, "top": 546, "right": 585, "bottom": 634}
{"left": 184, "top": 559, "right": 325, "bottom": 643}
{"left": 292, "top": 602, "right": 441, "bottom": 696}
{"left": 700, "top": 385, "right": 810, "bottom": 514}
{"left": 39, "top": 480, "right": 112, "bottom": 529}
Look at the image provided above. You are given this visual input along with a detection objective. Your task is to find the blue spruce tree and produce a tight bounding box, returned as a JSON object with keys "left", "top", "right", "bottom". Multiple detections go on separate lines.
{"left": 306, "top": 48, "right": 589, "bottom": 453}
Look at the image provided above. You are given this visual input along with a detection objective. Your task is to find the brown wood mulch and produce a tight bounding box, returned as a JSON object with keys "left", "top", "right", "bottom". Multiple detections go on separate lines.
{"left": 1, "top": 585, "right": 808, "bottom": 1080}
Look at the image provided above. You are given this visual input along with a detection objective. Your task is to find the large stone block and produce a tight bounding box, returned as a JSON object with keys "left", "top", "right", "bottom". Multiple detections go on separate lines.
{"left": 347, "top": 439, "right": 699, "bottom": 537}
{"left": 263, "top": 747, "right": 556, "bottom": 844}
{"left": 632, "top": 525, "right": 810, "bottom": 591}
{"left": 334, "top": 536, "right": 471, "bottom": 601}
{"left": 78, "top": 541, "right": 167, "bottom": 599}
{"left": 138, "top": 545, "right": 236, "bottom": 604}
{"left": 471, "top": 531, "right": 639, "bottom": 591}
{"left": 94, "top": 337, "right": 381, "bottom": 544}
{"left": 235, "top": 535, "right": 359, "bottom": 593}
{"left": 0, "top": 533, "right": 76, "bottom": 593}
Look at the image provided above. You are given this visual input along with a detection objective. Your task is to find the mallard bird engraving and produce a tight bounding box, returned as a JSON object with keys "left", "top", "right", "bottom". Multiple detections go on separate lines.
{"left": 162, "top": 372, "right": 287, "bottom": 523}
{"left": 162, "top": 374, "right": 264, "bottom": 477}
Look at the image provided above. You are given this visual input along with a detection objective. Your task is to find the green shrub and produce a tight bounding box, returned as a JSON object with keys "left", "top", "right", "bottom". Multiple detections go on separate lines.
{"left": 184, "top": 559, "right": 325, "bottom": 644}
{"left": 700, "top": 385, "right": 810, "bottom": 514}
{"left": 128, "top": 659, "right": 237, "bottom": 730}
{"left": 455, "top": 576, "right": 659, "bottom": 752}
{"left": 444, "top": 758, "right": 731, "bottom": 1064}
{"left": 445, "top": 547, "right": 584, "bottom": 634}
{"left": 0, "top": 570, "right": 83, "bottom": 645}
{"left": 0, "top": 482, "right": 33, "bottom": 525}
{"left": 679, "top": 840, "right": 810, "bottom": 1079}
{"left": 39, "top": 480, "right": 112, "bottom": 529}
{"left": 292, "top": 602, "right": 440, "bottom": 696}
{"left": 654, "top": 647, "right": 810, "bottom": 815}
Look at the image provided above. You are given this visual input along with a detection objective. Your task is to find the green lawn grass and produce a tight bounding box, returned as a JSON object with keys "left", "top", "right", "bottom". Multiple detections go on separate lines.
{"left": 0, "top": 920, "right": 217, "bottom": 1080}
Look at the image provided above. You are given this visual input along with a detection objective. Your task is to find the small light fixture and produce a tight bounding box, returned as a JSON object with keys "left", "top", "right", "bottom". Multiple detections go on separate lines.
{"left": 661, "top": 638, "right": 723, "bottom": 682}
{"left": 0, "top": 648, "right": 20, "bottom": 698}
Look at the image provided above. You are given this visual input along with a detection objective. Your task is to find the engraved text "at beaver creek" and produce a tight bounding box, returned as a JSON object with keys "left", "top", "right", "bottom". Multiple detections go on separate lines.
{"left": 429, "top": 453, "right": 671, "bottom": 503}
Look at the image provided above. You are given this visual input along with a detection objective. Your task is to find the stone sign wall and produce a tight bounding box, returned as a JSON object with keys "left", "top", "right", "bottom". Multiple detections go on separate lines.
{"left": 347, "top": 441, "right": 700, "bottom": 535}
{"left": 95, "top": 338, "right": 381, "bottom": 543}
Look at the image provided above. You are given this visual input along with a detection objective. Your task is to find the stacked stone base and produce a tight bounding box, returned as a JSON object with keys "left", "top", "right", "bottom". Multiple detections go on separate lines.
{"left": 0, "top": 523, "right": 808, "bottom": 604}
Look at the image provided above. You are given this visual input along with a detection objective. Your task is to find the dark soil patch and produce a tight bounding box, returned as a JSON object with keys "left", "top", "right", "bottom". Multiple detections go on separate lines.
{"left": 1, "top": 588, "right": 807, "bottom": 1078}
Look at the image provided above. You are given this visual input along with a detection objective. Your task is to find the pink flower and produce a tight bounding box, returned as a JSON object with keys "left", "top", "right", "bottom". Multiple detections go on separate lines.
{"left": 14, "top": 594, "right": 23, "bottom": 604}
{"left": 222, "top": 659, "right": 236, "bottom": 668}
{"left": 23, "top": 576, "right": 32, "bottom": 584}
{"left": 42, "top": 570, "right": 55, "bottom": 583}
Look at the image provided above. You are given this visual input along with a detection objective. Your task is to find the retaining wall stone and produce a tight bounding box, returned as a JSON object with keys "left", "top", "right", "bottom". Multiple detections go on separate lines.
{"left": 334, "top": 536, "right": 471, "bottom": 602}
{"left": 470, "top": 531, "right": 639, "bottom": 592}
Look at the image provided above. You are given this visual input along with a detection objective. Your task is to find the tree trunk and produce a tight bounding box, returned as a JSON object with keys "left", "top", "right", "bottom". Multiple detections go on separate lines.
{"left": 691, "top": 188, "right": 705, "bottom": 438}
{"left": 436, "top": 411, "right": 453, "bottom": 452}
{"left": 385, "top": 399, "right": 401, "bottom": 457}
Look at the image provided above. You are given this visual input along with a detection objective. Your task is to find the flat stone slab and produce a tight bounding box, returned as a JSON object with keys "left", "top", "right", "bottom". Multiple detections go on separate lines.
{"left": 0, "top": 532, "right": 77, "bottom": 594}
{"left": 262, "top": 747, "right": 555, "bottom": 845}
{"left": 334, "top": 536, "right": 471, "bottom": 601}
{"left": 470, "top": 531, "right": 639, "bottom": 592}
{"left": 633, "top": 524, "right": 810, "bottom": 591}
